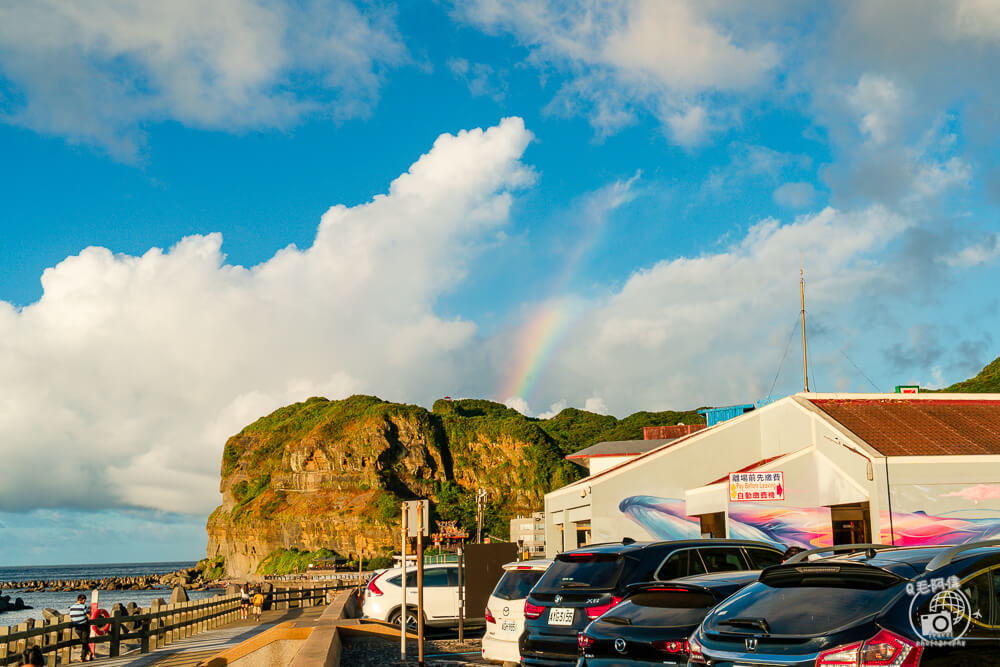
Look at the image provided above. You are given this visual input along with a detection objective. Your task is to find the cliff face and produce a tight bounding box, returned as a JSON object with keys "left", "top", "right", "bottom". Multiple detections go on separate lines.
{"left": 207, "top": 395, "right": 702, "bottom": 575}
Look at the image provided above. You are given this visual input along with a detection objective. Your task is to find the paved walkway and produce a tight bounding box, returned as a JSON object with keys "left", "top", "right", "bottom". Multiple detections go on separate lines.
{"left": 87, "top": 606, "right": 326, "bottom": 667}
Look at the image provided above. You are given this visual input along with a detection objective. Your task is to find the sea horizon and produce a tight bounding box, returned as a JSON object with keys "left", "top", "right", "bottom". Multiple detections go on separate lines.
{"left": 0, "top": 561, "right": 214, "bottom": 627}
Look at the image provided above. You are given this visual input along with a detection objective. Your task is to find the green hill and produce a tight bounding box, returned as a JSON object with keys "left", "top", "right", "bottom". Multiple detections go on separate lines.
{"left": 938, "top": 356, "right": 1000, "bottom": 393}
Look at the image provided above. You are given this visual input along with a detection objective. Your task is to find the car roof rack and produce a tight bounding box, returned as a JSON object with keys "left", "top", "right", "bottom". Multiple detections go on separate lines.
{"left": 785, "top": 543, "right": 896, "bottom": 564}
{"left": 926, "top": 539, "right": 1000, "bottom": 572}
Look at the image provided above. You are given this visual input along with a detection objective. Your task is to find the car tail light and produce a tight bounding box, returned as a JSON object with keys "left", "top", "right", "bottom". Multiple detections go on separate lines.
{"left": 816, "top": 642, "right": 862, "bottom": 666}
{"left": 817, "top": 629, "right": 922, "bottom": 667}
{"left": 585, "top": 596, "right": 622, "bottom": 619}
{"left": 485, "top": 606, "right": 496, "bottom": 624}
{"left": 859, "top": 629, "right": 922, "bottom": 666}
{"left": 578, "top": 633, "right": 595, "bottom": 649}
{"left": 651, "top": 639, "right": 689, "bottom": 654}
{"left": 366, "top": 574, "right": 385, "bottom": 597}
{"left": 524, "top": 601, "right": 545, "bottom": 620}
{"left": 687, "top": 633, "right": 707, "bottom": 664}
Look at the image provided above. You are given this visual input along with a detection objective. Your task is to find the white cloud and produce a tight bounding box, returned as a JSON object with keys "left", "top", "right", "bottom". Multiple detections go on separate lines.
{"left": 773, "top": 182, "right": 817, "bottom": 208}
{"left": 451, "top": 0, "right": 780, "bottom": 144}
{"left": 504, "top": 397, "right": 531, "bottom": 415}
{"left": 0, "top": 0, "right": 405, "bottom": 160}
{"left": 537, "top": 400, "right": 568, "bottom": 420}
{"left": 946, "top": 234, "right": 1000, "bottom": 268}
{"left": 448, "top": 58, "right": 506, "bottom": 101}
{"left": 0, "top": 117, "right": 534, "bottom": 515}
{"left": 584, "top": 397, "right": 608, "bottom": 414}
{"left": 514, "top": 204, "right": 913, "bottom": 414}
{"left": 848, "top": 74, "right": 904, "bottom": 145}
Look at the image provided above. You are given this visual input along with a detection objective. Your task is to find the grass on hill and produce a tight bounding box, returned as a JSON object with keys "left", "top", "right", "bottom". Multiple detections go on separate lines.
{"left": 938, "top": 357, "right": 1000, "bottom": 393}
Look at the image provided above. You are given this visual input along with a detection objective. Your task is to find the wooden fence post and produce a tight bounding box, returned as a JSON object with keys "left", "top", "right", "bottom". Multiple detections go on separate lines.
{"left": 149, "top": 601, "right": 161, "bottom": 650}
{"left": 109, "top": 607, "right": 123, "bottom": 657}
{"left": 58, "top": 616, "right": 71, "bottom": 665}
{"left": 0, "top": 625, "right": 8, "bottom": 667}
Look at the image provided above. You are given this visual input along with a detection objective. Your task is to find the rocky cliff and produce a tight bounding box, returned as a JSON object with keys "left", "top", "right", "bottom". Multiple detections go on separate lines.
{"left": 206, "top": 395, "right": 702, "bottom": 575}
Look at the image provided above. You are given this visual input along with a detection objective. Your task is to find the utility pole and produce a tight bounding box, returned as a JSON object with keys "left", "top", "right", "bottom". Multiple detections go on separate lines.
{"left": 800, "top": 259, "right": 810, "bottom": 392}
{"left": 475, "top": 487, "right": 488, "bottom": 543}
{"left": 400, "top": 502, "right": 407, "bottom": 661}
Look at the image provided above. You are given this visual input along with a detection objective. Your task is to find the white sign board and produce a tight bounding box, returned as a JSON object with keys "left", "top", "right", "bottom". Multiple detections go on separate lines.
{"left": 405, "top": 499, "right": 430, "bottom": 537}
{"left": 729, "top": 471, "right": 784, "bottom": 502}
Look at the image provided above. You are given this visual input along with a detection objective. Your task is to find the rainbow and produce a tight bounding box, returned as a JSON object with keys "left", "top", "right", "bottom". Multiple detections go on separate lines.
{"left": 498, "top": 303, "right": 576, "bottom": 403}
{"left": 497, "top": 172, "right": 639, "bottom": 410}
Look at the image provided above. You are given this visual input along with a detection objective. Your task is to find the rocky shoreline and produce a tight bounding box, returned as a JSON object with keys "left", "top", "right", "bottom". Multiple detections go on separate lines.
{"left": 0, "top": 566, "right": 226, "bottom": 595}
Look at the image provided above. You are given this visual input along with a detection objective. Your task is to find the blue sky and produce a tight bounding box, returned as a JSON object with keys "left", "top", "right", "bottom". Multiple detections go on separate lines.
{"left": 1, "top": 0, "right": 999, "bottom": 565}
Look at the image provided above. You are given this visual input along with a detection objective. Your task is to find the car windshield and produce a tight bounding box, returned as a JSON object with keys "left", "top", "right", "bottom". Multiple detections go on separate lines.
{"left": 493, "top": 569, "right": 545, "bottom": 600}
{"left": 706, "top": 580, "right": 902, "bottom": 636}
{"left": 532, "top": 554, "right": 625, "bottom": 594}
{"left": 603, "top": 588, "right": 717, "bottom": 627}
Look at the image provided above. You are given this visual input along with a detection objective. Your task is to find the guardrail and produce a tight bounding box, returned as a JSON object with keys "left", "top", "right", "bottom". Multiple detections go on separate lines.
{"left": 0, "top": 582, "right": 349, "bottom": 666}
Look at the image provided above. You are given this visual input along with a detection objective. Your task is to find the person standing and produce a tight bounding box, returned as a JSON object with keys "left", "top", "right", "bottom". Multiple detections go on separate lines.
{"left": 240, "top": 586, "right": 250, "bottom": 619}
{"left": 69, "top": 594, "right": 93, "bottom": 662}
{"left": 251, "top": 589, "right": 264, "bottom": 621}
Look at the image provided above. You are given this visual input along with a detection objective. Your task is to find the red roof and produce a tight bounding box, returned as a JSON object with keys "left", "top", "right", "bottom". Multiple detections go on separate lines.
{"left": 810, "top": 398, "right": 1000, "bottom": 456}
{"left": 707, "top": 455, "right": 786, "bottom": 485}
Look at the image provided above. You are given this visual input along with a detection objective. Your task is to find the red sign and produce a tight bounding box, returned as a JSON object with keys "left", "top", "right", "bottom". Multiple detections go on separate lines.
{"left": 729, "top": 471, "right": 784, "bottom": 502}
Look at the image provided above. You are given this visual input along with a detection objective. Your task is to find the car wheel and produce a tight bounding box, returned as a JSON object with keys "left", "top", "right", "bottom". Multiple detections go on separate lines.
{"left": 389, "top": 606, "right": 419, "bottom": 629}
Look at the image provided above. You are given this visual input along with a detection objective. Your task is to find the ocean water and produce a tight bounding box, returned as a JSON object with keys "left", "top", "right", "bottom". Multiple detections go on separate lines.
{"left": 0, "top": 562, "right": 222, "bottom": 628}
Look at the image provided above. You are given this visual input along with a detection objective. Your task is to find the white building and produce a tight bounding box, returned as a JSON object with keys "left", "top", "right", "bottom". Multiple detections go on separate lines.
{"left": 510, "top": 512, "right": 546, "bottom": 557}
{"left": 544, "top": 393, "right": 1000, "bottom": 556}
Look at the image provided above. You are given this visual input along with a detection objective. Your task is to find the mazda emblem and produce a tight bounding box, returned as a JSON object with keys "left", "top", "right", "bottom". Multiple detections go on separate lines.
{"left": 746, "top": 638, "right": 758, "bottom": 652}
{"left": 502, "top": 606, "right": 509, "bottom": 616}
{"left": 554, "top": 595, "right": 563, "bottom": 605}
{"left": 614, "top": 638, "right": 627, "bottom": 653}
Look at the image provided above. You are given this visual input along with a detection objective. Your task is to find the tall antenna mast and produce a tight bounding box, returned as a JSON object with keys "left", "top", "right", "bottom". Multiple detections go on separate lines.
{"left": 800, "top": 256, "right": 810, "bottom": 392}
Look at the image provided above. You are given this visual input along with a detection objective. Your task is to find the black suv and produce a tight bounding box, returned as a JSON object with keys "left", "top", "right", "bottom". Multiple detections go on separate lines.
{"left": 577, "top": 570, "right": 759, "bottom": 666}
{"left": 518, "top": 539, "right": 783, "bottom": 666}
{"left": 689, "top": 540, "right": 1000, "bottom": 666}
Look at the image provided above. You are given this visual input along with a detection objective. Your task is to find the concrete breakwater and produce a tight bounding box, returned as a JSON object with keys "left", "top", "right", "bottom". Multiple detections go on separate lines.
{"left": 0, "top": 567, "right": 224, "bottom": 594}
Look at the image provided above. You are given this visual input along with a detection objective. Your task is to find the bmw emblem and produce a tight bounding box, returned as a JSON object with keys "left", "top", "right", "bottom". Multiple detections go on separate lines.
{"left": 554, "top": 595, "right": 563, "bottom": 605}
{"left": 614, "top": 638, "right": 627, "bottom": 653}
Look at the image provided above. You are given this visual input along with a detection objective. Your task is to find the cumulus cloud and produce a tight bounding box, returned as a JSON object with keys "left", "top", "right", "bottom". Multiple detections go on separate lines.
{"left": 0, "top": 0, "right": 406, "bottom": 160}
{"left": 450, "top": 0, "right": 780, "bottom": 144}
{"left": 0, "top": 117, "right": 534, "bottom": 515}
{"left": 509, "top": 204, "right": 913, "bottom": 414}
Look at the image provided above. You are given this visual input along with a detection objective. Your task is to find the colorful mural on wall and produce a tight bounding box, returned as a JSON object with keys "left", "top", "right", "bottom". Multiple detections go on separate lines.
{"left": 727, "top": 503, "right": 832, "bottom": 549}
{"left": 879, "top": 483, "right": 1000, "bottom": 546}
{"left": 619, "top": 496, "right": 833, "bottom": 548}
{"left": 618, "top": 496, "right": 701, "bottom": 539}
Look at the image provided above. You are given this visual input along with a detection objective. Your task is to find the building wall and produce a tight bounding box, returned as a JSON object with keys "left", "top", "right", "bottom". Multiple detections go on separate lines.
{"left": 878, "top": 458, "right": 1000, "bottom": 546}
{"left": 543, "top": 394, "right": 1000, "bottom": 556}
{"left": 510, "top": 512, "right": 546, "bottom": 556}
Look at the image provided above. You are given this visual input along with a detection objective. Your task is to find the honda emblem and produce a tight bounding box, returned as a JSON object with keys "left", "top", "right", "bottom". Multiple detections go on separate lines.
{"left": 745, "top": 638, "right": 758, "bottom": 652}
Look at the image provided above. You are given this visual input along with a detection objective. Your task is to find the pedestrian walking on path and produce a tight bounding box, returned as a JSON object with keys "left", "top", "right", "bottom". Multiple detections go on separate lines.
{"left": 69, "top": 594, "right": 94, "bottom": 662}
{"left": 251, "top": 590, "right": 264, "bottom": 621}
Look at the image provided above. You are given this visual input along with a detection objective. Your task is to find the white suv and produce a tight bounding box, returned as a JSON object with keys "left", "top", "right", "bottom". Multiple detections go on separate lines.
{"left": 362, "top": 564, "right": 461, "bottom": 627}
{"left": 481, "top": 559, "right": 551, "bottom": 665}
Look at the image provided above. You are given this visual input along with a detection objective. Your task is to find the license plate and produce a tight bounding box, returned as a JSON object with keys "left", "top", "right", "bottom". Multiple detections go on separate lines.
{"left": 548, "top": 607, "right": 575, "bottom": 625}
{"left": 501, "top": 620, "right": 517, "bottom": 633}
